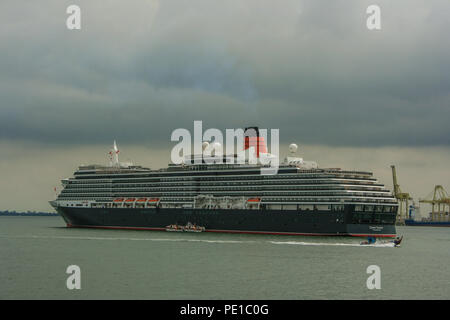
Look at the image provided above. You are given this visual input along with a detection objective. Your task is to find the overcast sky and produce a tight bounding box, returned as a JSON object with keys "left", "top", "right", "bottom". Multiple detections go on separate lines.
{"left": 1, "top": 0, "right": 449, "bottom": 212}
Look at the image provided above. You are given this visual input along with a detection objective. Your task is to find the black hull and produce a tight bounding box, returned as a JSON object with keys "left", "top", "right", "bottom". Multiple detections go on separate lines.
{"left": 57, "top": 207, "right": 397, "bottom": 237}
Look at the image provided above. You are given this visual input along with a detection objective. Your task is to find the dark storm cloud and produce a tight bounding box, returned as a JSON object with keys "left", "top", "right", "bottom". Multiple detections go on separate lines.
{"left": 0, "top": 0, "right": 449, "bottom": 147}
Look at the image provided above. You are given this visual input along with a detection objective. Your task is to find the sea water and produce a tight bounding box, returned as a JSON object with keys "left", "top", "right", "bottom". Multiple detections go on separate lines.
{"left": 0, "top": 216, "right": 448, "bottom": 299}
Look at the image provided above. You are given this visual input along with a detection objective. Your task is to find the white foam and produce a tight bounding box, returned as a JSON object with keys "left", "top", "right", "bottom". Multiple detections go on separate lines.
{"left": 269, "top": 241, "right": 396, "bottom": 248}
{"left": 0, "top": 234, "right": 396, "bottom": 247}
{"left": 0, "top": 234, "right": 253, "bottom": 244}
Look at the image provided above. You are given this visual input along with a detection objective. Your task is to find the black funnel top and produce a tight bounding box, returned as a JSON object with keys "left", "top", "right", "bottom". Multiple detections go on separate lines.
{"left": 244, "top": 127, "right": 260, "bottom": 137}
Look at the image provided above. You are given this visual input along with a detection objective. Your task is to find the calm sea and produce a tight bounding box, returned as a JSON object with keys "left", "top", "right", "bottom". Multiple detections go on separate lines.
{"left": 0, "top": 216, "right": 448, "bottom": 299}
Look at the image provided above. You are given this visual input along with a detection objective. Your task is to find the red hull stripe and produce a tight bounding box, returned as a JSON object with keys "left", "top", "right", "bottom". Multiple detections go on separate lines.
{"left": 66, "top": 224, "right": 395, "bottom": 238}
{"left": 67, "top": 224, "right": 165, "bottom": 232}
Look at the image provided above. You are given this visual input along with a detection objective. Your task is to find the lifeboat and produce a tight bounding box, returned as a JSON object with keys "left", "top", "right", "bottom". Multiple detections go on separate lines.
{"left": 147, "top": 198, "right": 160, "bottom": 202}
{"left": 113, "top": 198, "right": 124, "bottom": 202}
{"left": 247, "top": 198, "right": 261, "bottom": 202}
{"left": 125, "top": 198, "right": 136, "bottom": 202}
{"left": 136, "top": 198, "right": 147, "bottom": 202}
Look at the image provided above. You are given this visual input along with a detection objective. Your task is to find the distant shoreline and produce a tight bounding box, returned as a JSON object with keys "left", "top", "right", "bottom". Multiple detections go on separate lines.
{"left": 0, "top": 211, "right": 58, "bottom": 216}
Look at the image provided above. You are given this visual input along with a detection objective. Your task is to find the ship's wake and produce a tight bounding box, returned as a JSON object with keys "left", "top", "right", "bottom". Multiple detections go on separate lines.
{"left": 269, "top": 241, "right": 396, "bottom": 248}
{"left": 0, "top": 234, "right": 254, "bottom": 244}
{"left": 1, "top": 234, "right": 396, "bottom": 247}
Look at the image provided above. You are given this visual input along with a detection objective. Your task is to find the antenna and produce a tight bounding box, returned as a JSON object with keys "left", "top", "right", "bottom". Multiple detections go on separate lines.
{"left": 109, "top": 141, "right": 120, "bottom": 167}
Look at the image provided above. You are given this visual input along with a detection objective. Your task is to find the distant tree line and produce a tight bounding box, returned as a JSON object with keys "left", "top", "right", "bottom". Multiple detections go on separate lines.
{"left": 0, "top": 210, "right": 58, "bottom": 216}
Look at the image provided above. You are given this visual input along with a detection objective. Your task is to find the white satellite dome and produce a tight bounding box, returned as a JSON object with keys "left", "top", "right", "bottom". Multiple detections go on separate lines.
{"left": 289, "top": 143, "right": 298, "bottom": 154}
{"left": 202, "top": 141, "right": 210, "bottom": 151}
{"left": 210, "top": 142, "right": 222, "bottom": 156}
{"left": 211, "top": 142, "right": 222, "bottom": 151}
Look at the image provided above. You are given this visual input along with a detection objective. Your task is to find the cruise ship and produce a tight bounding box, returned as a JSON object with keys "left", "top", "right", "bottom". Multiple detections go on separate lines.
{"left": 50, "top": 127, "right": 398, "bottom": 237}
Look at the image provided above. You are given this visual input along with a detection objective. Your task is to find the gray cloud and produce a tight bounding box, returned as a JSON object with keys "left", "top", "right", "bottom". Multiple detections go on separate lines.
{"left": 0, "top": 0, "right": 449, "bottom": 147}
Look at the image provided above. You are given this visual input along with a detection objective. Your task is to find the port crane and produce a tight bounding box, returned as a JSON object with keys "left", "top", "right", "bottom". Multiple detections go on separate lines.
{"left": 390, "top": 165, "right": 413, "bottom": 223}
{"left": 419, "top": 185, "right": 450, "bottom": 222}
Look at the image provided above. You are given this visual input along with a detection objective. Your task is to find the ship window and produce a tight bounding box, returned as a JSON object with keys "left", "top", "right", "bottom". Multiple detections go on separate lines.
{"left": 364, "top": 205, "right": 374, "bottom": 212}
{"left": 355, "top": 205, "right": 363, "bottom": 211}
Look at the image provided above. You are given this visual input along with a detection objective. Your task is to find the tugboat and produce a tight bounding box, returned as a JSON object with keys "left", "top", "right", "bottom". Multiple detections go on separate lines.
{"left": 360, "top": 235, "right": 403, "bottom": 247}
{"left": 184, "top": 222, "right": 205, "bottom": 233}
{"left": 389, "top": 235, "right": 403, "bottom": 247}
{"left": 360, "top": 236, "right": 377, "bottom": 245}
{"left": 165, "top": 224, "right": 184, "bottom": 232}
{"left": 165, "top": 222, "right": 205, "bottom": 233}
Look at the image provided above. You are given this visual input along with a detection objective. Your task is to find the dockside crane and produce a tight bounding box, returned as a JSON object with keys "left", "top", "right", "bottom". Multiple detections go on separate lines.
{"left": 391, "top": 165, "right": 413, "bottom": 223}
{"left": 419, "top": 185, "right": 450, "bottom": 222}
